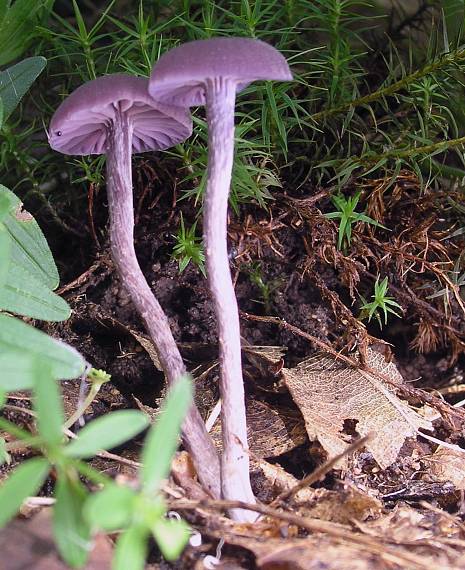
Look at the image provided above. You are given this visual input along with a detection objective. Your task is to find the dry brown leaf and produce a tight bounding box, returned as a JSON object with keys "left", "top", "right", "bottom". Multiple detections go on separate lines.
{"left": 219, "top": 531, "right": 462, "bottom": 570}
{"left": 255, "top": 537, "right": 375, "bottom": 570}
{"left": 282, "top": 348, "right": 432, "bottom": 468}
{"left": 171, "top": 451, "right": 211, "bottom": 500}
{"left": 211, "top": 399, "right": 306, "bottom": 458}
{"left": 299, "top": 485, "right": 382, "bottom": 524}
{"left": 425, "top": 447, "right": 465, "bottom": 490}
{"left": 256, "top": 459, "right": 316, "bottom": 503}
{"left": 242, "top": 345, "right": 287, "bottom": 363}
{"left": 355, "top": 503, "right": 465, "bottom": 544}
{"left": 129, "top": 330, "right": 162, "bottom": 370}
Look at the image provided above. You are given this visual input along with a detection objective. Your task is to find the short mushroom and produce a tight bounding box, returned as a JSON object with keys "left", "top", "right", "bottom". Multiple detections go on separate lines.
{"left": 48, "top": 74, "right": 220, "bottom": 498}
{"left": 149, "top": 38, "right": 292, "bottom": 520}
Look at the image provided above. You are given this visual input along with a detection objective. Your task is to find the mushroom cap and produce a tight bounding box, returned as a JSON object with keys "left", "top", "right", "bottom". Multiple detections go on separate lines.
{"left": 148, "top": 37, "right": 292, "bottom": 107}
{"left": 49, "top": 74, "right": 192, "bottom": 155}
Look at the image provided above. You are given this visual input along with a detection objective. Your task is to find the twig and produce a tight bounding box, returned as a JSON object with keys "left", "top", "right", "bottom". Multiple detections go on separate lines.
{"left": 311, "top": 48, "right": 465, "bottom": 122}
{"left": 270, "top": 435, "right": 371, "bottom": 506}
{"left": 24, "top": 497, "right": 56, "bottom": 507}
{"left": 240, "top": 311, "right": 465, "bottom": 425}
{"left": 205, "top": 399, "right": 222, "bottom": 433}
{"left": 170, "top": 499, "right": 432, "bottom": 569}
{"left": 87, "top": 182, "right": 100, "bottom": 248}
{"left": 57, "top": 256, "right": 109, "bottom": 295}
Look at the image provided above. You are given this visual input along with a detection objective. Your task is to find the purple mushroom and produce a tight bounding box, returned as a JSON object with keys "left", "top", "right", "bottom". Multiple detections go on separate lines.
{"left": 49, "top": 74, "right": 220, "bottom": 498}
{"left": 149, "top": 38, "right": 292, "bottom": 520}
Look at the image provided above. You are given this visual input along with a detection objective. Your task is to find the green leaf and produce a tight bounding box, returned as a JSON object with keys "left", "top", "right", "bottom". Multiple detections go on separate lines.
{"left": 0, "top": 0, "right": 51, "bottom": 67}
{"left": 0, "top": 2, "right": 11, "bottom": 25}
{"left": 324, "top": 212, "right": 341, "bottom": 220}
{"left": 443, "top": 0, "right": 465, "bottom": 44}
{"left": 33, "top": 358, "right": 64, "bottom": 449}
{"left": 0, "top": 457, "right": 50, "bottom": 528}
{"left": 113, "top": 526, "right": 148, "bottom": 570}
{"left": 83, "top": 484, "right": 136, "bottom": 531}
{"left": 0, "top": 314, "right": 85, "bottom": 389}
{"left": 0, "top": 351, "right": 36, "bottom": 391}
{"left": 53, "top": 476, "right": 91, "bottom": 569}
{"left": 356, "top": 213, "right": 387, "bottom": 229}
{"left": 65, "top": 410, "right": 149, "bottom": 459}
{"left": 0, "top": 185, "right": 59, "bottom": 288}
{"left": 0, "top": 437, "right": 10, "bottom": 466}
{"left": 152, "top": 518, "right": 190, "bottom": 562}
{"left": 0, "top": 57, "right": 47, "bottom": 117}
{"left": 142, "top": 375, "right": 192, "bottom": 494}
{"left": 0, "top": 191, "right": 10, "bottom": 219}
{"left": 0, "top": 262, "right": 70, "bottom": 321}
{"left": 0, "top": 224, "right": 11, "bottom": 290}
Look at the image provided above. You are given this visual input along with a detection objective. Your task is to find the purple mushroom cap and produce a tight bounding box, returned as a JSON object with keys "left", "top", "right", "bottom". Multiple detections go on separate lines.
{"left": 49, "top": 74, "right": 192, "bottom": 155}
{"left": 148, "top": 37, "right": 292, "bottom": 107}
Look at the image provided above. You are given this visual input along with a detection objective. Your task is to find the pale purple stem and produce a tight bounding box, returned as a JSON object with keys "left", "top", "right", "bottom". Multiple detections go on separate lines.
{"left": 204, "top": 78, "right": 256, "bottom": 521}
{"left": 105, "top": 105, "right": 220, "bottom": 498}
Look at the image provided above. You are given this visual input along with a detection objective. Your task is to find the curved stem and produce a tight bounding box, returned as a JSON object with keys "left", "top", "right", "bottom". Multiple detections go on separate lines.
{"left": 105, "top": 105, "right": 220, "bottom": 499}
{"left": 63, "top": 382, "right": 100, "bottom": 430}
{"left": 205, "top": 78, "right": 256, "bottom": 521}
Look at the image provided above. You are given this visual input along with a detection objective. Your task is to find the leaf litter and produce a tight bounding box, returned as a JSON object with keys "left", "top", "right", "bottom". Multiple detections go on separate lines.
{"left": 282, "top": 347, "right": 433, "bottom": 468}
{"left": 5, "top": 158, "right": 465, "bottom": 568}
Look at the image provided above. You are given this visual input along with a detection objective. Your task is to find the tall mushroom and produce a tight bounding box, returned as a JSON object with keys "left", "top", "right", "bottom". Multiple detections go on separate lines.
{"left": 149, "top": 38, "right": 292, "bottom": 519}
{"left": 48, "top": 74, "right": 220, "bottom": 498}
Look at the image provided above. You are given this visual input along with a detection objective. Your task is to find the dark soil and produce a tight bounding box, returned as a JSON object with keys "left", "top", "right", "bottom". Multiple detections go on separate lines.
{"left": 6, "top": 154, "right": 465, "bottom": 568}
{"left": 44, "top": 161, "right": 465, "bottom": 390}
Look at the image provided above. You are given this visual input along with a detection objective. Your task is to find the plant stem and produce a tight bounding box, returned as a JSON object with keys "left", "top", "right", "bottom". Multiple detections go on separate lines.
{"left": 105, "top": 105, "right": 220, "bottom": 499}
{"left": 380, "top": 135, "right": 465, "bottom": 160}
{"left": 332, "top": 134, "right": 465, "bottom": 173}
{"left": 204, "top": 77, "right": 256, "bottom": 521}
{"left": 312, "top": 47, "right": 465, "bottom": 122}
{"left": 63, "top": 382, "right": 100, "bottom": 430}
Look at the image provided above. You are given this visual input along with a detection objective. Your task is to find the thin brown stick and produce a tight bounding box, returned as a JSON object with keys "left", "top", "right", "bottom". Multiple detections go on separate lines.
{"left": 170, "top": 499, "right": 432, "bottom": 570}
{"left": 270, "top": 434, "right": 372, "bottom": 506}
{"left": 240, "top": 311, "right": 465, "bottom": 425}
{"left": 57, "top": 256, "right": 108, "bottom": 295}
{"left": 87, "top": 182, "right": 100, "bottom": 248}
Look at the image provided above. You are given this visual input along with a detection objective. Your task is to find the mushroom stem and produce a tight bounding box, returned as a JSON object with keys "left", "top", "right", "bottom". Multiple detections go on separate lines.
{"left": 204, "top": 78, "right": 256, "bottom": 521}
{"left": 105, "top": 105, "right": 220, "bottom": 499}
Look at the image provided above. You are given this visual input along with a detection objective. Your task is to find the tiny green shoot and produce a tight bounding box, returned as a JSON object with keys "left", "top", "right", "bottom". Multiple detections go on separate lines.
{"left": 172, "top": 214, "right": 206, "bottom": 277}
{"left": 325, "top": 191, "right": 387, "bottom": 251}
{"left": 359, "top": 277, "right": 403, "bottom": 327}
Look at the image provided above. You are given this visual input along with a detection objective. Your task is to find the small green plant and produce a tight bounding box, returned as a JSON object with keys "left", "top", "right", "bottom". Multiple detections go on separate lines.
{"left": 84, "top": 376, "right": 193, "bottom": 567}
{"left": 0, "top": 362, "right": 149, "bottom": 568}
{"left": 0, "top": 365, "right": 193, "bottom": 568}
{"left": 0, "top": 0, "right": 54, "bottom": 66}
{"left": 0, "top": 170, "right": 192, "bottom": 567}
{"left": 172, "top": 214, "right": 206, "bottom": 276}
{"left": 325, "top": 190, "right": 386, "bottom": 250}
{"left": 178, "top": 118, "right": 282, "bottom": 213}
{"left": 247, "top": 261, "right": 280, "bottom": 314}
{"left": 359, "top": 277, "right": 403, "bottom": 327}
